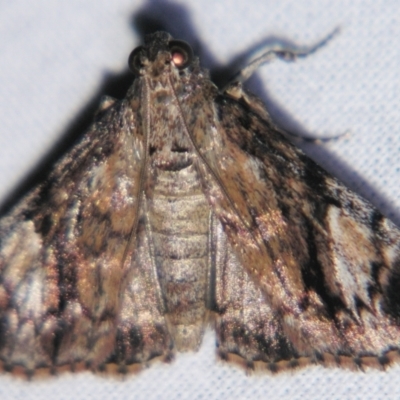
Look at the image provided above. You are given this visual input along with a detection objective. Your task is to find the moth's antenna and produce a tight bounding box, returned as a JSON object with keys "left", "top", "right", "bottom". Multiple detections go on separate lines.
{"left": 230, "top": 27, "right": 340, "bottom": 86}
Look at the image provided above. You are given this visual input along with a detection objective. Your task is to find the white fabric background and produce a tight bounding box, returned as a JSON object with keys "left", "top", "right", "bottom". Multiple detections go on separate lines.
{"left": 1, "top": 1, "right": 400, "bottom": 399}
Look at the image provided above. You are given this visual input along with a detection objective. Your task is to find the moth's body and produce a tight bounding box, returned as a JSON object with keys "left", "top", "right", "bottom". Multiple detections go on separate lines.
{"left": 144, "top": 74, "right": 211, "bottom": 350}
{"left": 1, "top": 31, "right": 400, "bottom": 377}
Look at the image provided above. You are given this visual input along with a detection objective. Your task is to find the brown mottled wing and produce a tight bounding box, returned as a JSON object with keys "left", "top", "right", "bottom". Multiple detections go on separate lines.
{"left": 208, "top": 212, "right": 296, "bottom": 369}
{"left": 187, "top": 92, "right": 400, "bottom": 370}
{"left": 0, "top": 97, "right": 169, "bottom": 375}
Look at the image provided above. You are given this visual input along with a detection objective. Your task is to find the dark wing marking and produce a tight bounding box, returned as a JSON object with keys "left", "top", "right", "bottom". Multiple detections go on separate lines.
{"left": 187, "top": 91, "right": 400, "bottom": 371}
{"left": 0, "top": 97, "right": 154, "bottom": 375}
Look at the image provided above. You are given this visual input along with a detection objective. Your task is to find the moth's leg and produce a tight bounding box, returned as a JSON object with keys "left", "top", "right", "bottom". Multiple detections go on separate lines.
{"left": 209, "top": 214, "right": 304, "bottom": 371}
{"left": 223, "top": 28, "right": 343, "bottom": 143}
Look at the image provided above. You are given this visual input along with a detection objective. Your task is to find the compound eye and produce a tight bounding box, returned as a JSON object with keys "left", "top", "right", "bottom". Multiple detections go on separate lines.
{"left": 168, "top": 40, "right": 193, "bottom": 69}
{"left": 128, "top": 46, "right": 145, "bottom": 74}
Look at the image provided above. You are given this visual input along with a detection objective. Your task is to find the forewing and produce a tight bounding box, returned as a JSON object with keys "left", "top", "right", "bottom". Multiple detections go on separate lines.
{"left": 0, "top": 98, "right": 146, "bottom": 374}
{"left": 186, "top": 92, "right": 400, "bottom": 369}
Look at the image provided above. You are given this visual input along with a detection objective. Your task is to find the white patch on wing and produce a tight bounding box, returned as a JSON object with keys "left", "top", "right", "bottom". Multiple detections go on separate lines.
{"left": 326, "top": 205, "right": 377, "bottom": 313}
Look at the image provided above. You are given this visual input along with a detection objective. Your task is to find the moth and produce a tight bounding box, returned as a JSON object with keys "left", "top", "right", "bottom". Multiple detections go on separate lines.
{"left": 1, "top": 31, "right": 400, "bottom": 378}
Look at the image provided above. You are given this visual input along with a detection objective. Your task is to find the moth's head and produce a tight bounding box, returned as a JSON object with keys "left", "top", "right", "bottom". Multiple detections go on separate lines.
{"left": 128, "top": 31, "right": 194, "bottom": 78}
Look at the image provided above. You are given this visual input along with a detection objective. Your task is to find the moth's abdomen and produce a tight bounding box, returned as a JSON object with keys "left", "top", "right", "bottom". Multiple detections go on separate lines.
{"left": 147, "top": 160, "right": 211, "bottom": 351}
